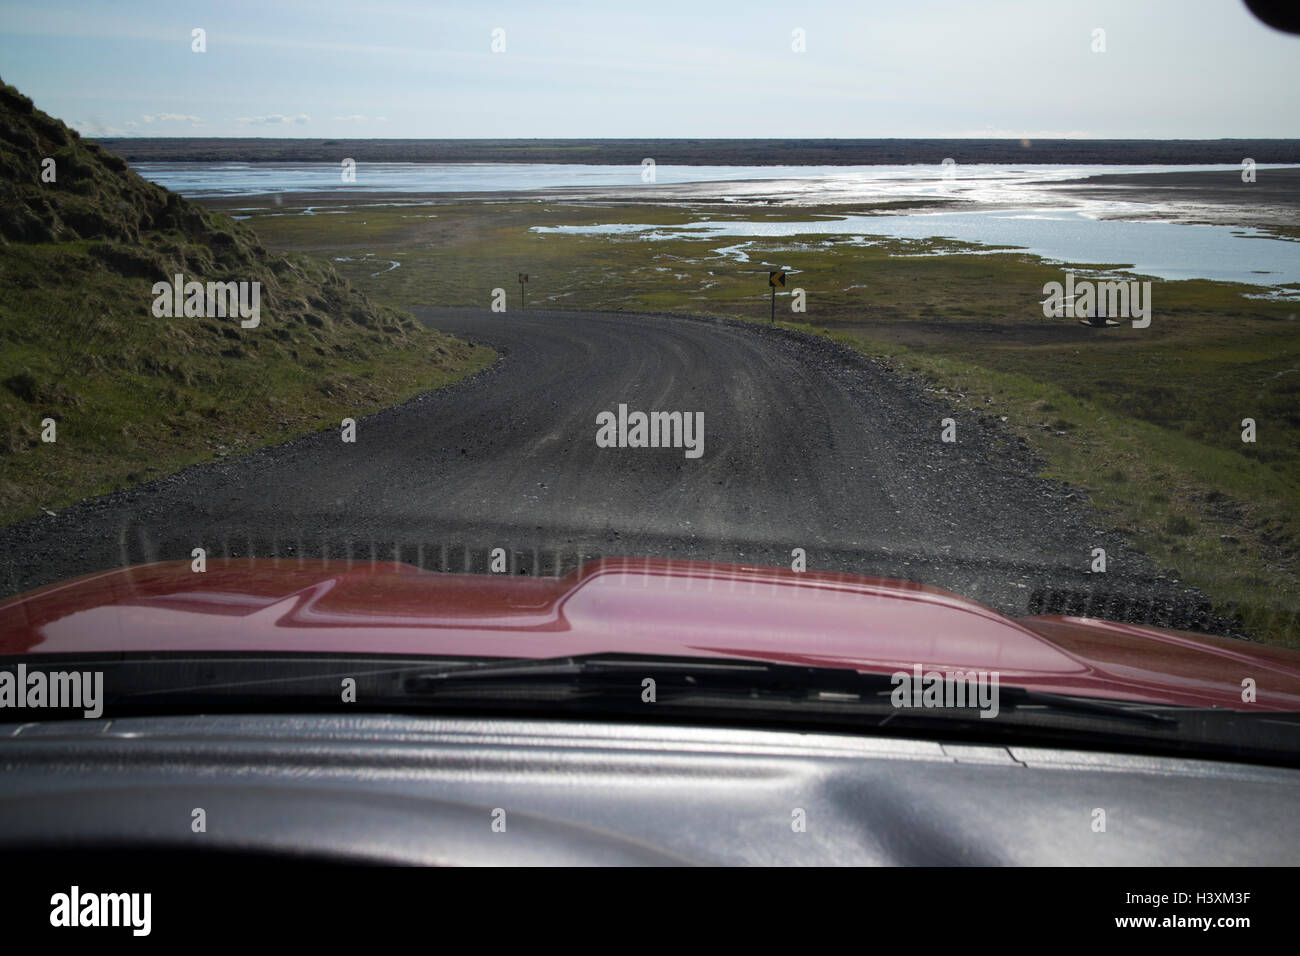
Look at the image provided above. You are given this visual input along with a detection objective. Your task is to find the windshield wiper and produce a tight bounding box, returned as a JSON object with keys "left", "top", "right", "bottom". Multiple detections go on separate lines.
{"left": 16, "top": 651, "right": 1242, "bottom": 727}
{"left": 401, "top": 654, "right": 1191, "bottom": 728}
{"left": 987, "top": 687, "right": 1180, "bottom": 726}
{"left": 11, "top": 652, "right": 1297, "bottom": 766}
{"left": 402, "top": 654, "right": 781, "bottom": 690}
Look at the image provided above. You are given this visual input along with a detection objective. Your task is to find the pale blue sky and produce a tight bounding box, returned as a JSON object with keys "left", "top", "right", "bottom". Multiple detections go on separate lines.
{"left": 1, "top": 0, "right": 1296, "bottom": 138}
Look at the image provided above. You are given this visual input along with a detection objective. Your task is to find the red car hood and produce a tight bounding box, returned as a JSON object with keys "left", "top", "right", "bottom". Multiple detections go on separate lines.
{"left": 1, "top": 557, "right": 1297, "bottom": 709}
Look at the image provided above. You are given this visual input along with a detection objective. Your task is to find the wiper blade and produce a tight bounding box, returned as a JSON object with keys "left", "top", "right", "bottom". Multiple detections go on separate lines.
{"left": 15, "top": 653, "right": 1292, "bottom": 758}
{"left": 52, "top": 652, "right": 1242, "bottom": 729}
{"left": 402, "top": 654, "right": 778, "bottom": 691}
{"left": 402, "top": 654, "right": 1182, "bottom": 727}
{"left": 993, "top": 687, "right": 1181, "bottom": 726}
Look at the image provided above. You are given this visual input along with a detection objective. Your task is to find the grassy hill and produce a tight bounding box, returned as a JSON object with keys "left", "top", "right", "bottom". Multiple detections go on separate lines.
{"left": 0, "top": 80, "right": 492, "bottom": 524}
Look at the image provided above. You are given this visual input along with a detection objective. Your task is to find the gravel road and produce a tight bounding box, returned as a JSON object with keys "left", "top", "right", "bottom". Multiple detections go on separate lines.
{"left": 0, "top": 307, "right": 1234, "bottom": 632}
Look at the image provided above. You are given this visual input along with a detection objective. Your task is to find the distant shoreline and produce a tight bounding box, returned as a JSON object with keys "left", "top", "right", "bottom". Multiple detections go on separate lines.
{"left": 92, "top": 137, "right": 1300, "bottom": 167}
{"left": 1052, "top": 167, "right": 1300, "bottom": 224}
{"left": 192, "top": 166, "right": 1300, "bottom": 232}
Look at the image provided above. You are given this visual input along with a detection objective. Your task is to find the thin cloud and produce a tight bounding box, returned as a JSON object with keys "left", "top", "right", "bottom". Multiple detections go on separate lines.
{"left": 233, "top": 113, "right": 311, "bottom": 126}
{"left": 141, "top": 113, "right": 201, "bottom": 124}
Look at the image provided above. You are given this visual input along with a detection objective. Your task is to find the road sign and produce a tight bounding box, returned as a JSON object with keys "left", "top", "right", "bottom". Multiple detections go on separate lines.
{"left": 518, "top": 274, "right": 528, "bottom": 283}
{"left": 768, "top": 270, "right": 786, "bottom": 322}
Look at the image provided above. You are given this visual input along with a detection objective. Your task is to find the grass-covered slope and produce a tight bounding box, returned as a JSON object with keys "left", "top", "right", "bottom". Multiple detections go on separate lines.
{"left": 0, "top": 80, "right": 493, "bottom": 524}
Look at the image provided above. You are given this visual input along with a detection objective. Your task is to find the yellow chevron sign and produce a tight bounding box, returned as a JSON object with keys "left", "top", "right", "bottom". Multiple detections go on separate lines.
{"left": 769, "top": 270, "right": 786, "bottom": 287}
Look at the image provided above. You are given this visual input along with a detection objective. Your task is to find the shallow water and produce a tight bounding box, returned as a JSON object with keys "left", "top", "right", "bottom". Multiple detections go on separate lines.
{"left": 534, "top": 209, "right": 1300, "bottom": 287}
{"left": 134, "top": 160, "right": 1270, "bottom": 204}
{"left": 132, "top": 161, "right": 1299, "bottom": 287}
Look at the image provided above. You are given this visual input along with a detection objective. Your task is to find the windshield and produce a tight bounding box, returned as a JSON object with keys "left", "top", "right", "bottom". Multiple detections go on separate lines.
{"left": 1, "top": 1, "right": 1298, "bottom": 763}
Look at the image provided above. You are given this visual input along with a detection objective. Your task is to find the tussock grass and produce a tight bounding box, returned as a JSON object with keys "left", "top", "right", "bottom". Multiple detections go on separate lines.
{"left": 0, "top": 79, "right": 493, "bottom": 524}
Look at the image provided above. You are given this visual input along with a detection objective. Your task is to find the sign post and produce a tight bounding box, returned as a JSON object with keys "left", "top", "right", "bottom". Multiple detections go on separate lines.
{"left": 768, "top": 270, "right": 786, "bottom": 323}
{"left": 518, "top": 273, "right": 528, "bottom": 309}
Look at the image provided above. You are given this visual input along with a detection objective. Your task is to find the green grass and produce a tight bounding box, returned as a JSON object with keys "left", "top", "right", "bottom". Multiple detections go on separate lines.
{"left": 0, "top": 80, "right": 496, "bottom": 528}
{"left": 242, "top": 198, "right": 1300, "bottom": 646}
{"left": 810, "top": 333, "right": 1300, "bottom": 646}
{"left": 0, "top": 239, "right": 494, "bottom": 524}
